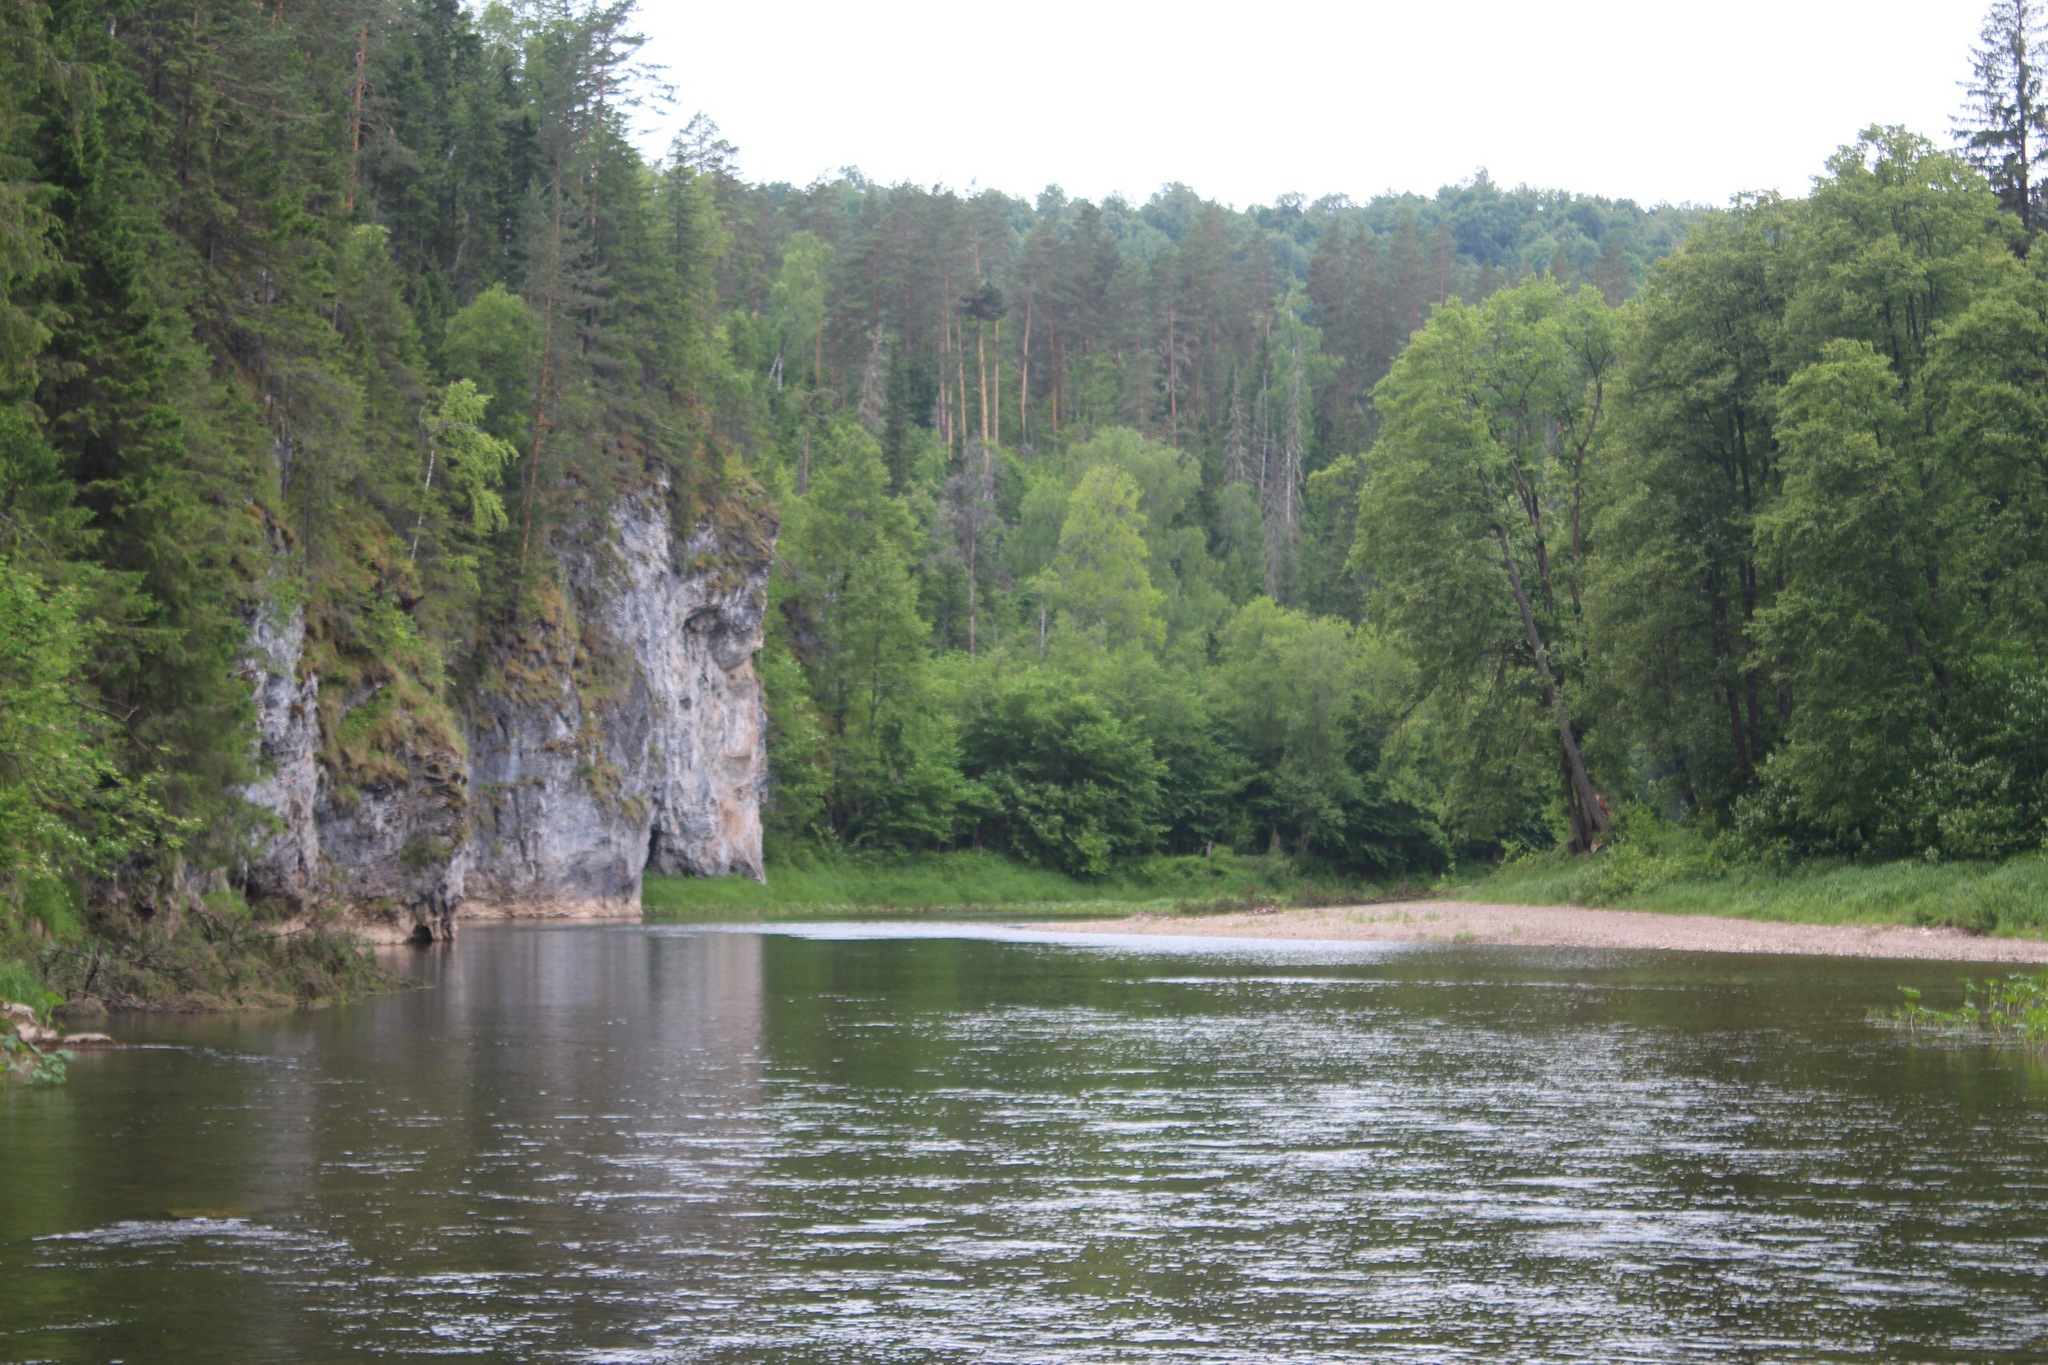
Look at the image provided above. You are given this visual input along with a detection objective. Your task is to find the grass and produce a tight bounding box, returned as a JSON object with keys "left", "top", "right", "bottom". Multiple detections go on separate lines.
{"left": 1460, "top": 827, "right": 2048, "bottom": 938}
{"left": 647, "top": 831, "right": 2048, "bottom": 941}
{"left": 0, "top": 956, "right": 55, "bottom": 1015}
{"left": 642, "top": 847, "right": 1420, "bottom": 920}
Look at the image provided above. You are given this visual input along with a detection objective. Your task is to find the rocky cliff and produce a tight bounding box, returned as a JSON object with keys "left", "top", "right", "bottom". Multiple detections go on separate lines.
{"left": 464, "top": 486, "right": 774, "bottom": 919}
{"left": 239, "top": 601, "right": 321, "bottom": 909}
{"left": 238, "top": 482, "right": 775, "bottom": 941}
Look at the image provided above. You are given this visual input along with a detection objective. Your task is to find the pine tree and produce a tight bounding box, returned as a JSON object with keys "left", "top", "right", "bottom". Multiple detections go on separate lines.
{"left": 1958, "top": 0, "right": 2048, "bottom": 235}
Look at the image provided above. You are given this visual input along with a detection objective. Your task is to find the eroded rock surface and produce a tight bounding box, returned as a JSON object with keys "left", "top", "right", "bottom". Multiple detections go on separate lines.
{"left": 239, "top": 602, "right": 321, "bottom": 908}
{"left": 312, "top": 727, "right": 469, "bottom": 942}
{"left": 466, "top": 488, "right": 773, "bottom": 915}
{"left": 237, "top": 485, "right": 774, "bottom": 932}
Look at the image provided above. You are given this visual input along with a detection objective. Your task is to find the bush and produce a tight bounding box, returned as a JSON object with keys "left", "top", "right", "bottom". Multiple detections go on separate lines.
{"left": 957, "top": 675, "right": 1165, "bottom": 876}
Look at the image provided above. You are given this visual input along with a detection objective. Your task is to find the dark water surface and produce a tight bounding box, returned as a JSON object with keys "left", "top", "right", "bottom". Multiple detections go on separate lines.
{"left": 4, "top": 922, "right": 2048, "bottom": 1363}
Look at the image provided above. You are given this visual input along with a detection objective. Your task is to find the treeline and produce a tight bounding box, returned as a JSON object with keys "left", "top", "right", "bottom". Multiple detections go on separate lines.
{"left": 785, "top": 120, "right": 2048, "bottom": 879}
{"left": 693, "top": 106, "right": 1695, "bottom": 879}
{"left": 1365, "top": 128, "right": 2048, "bottom": 867}
{"left": 747, "top": 10, "right": 2048, "bottom": 875}
{"left": 712, "top": 168, "right": 1687, "bottom": 628}
{"left": 2, "top": 0, "right": 2039, "bottom": 953}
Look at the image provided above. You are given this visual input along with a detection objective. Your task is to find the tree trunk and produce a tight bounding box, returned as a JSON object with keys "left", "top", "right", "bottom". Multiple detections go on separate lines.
{"left": 1051, "top": 333, "right": 1061, "bottom": 438}
{"left": 345, "top": 23, "right": 369, "bottom": 215}
{"left": 1019, "top": 292, "right": 1033, "bottom": 444}
{"left": 1496, "top": 524, "right": 1607, "bottom": 852}
{"left": 977, "top": 320, "right": 990, "bottom": 444}
{"left": 1166, "top": 303, "right": 1177, "bottom": 440}
{"left": 956, "top": 320, "right": 969, "bottom": 458}
{"left": 520, "top": 289, "right": 555, "bottom": 566}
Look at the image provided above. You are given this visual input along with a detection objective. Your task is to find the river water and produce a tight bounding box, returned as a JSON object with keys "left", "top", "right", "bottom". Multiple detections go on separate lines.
{"left": 3, "top": 921, "right": 2047, "bottom": 1362}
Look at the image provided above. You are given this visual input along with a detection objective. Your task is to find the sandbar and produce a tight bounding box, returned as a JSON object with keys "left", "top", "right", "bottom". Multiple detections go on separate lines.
{"left": 1035, "top": 901, "right": 2048, "bottom": 962}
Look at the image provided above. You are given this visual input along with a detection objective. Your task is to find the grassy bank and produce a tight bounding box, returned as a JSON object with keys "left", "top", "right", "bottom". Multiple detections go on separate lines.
{"left": 643, "top": 834, "right": 2048, "bottom": 940}
{"left": 1462, "top": 836, "right": 2048, "bottom": 938}
{"left": 2, "top": 892, "right": 399, "bottom": 1016}
{"left": 643, "top": 848, "right": 1420, "bottom": 920}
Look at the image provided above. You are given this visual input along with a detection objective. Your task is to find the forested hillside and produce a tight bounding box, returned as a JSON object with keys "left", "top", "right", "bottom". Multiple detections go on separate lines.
{"left": 3, "top": 0, "right": 2045, "bottom": 991}
{"left": 722, "top": 146, "right": 1691, "bottom": 875}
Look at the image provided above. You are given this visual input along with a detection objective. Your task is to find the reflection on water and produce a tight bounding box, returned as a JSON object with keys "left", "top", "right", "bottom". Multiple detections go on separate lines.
{"left": 4, "top": 922, "right": 2047, "bottom": 1361}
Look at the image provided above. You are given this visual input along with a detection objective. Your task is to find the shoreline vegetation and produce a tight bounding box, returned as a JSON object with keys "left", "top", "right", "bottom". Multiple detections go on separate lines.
{"left": 642, "top": 849, "right": 1430, "bottom": 922}
{"left": 1876, "top": 970, "right": 2048, "bottom": 1041}
{"left": 0, "top": 899, "right": 397, "bottom": 1019}
{"left": 645, "top": 842, "right": 2048, "bottom": 959}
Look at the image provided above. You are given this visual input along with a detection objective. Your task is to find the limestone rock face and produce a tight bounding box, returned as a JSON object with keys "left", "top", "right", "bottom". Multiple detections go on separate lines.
{"left": 311, "top": 723, "right": 469, "bottom": 941}
{"left": 465, "top": 488, "right": 774, "bottom": 915}
{"left": 612, "top": 494, "right": 773, "bottom": 881}
{"left": 239, "top": 602, "right": 321, "bottom": 909}
{"left": 236, "top": 484, "right": 774, "bottom": 932}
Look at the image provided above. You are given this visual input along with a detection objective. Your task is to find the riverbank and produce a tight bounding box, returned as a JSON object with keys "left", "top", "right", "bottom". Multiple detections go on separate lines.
{"left": 1040, "top": 902, "right": 2048, "bottom": 961}
{"left": 642, "top": 848, "right": 1407, "bottom": 920}
{"left": 2, "top": 900, "right": 400, "bottom": 1017}
{"left": 1462, "top": 843, "right": 2048, "bottom": 937}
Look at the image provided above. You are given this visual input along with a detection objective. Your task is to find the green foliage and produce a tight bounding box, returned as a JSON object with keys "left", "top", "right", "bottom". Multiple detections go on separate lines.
{"left": 643, "top": 847, "right": 1387, "bottom": 917}
{"left": 1752, "top": 340, "right": 1931, "bottom": 842}
{"left": 443, "top": 286, "right": 540, "bottom": 442}
{"left": 0, "top": 382, "right": 181, "bottom": 923}
{"left": 1588, "top": 197, "right": 1788, "bottom": 816}
{"left": 955, "top": 670, "right": 1165, "bottom": 876}
{"left": 1471, "top": 814, "right": 2048, "bottom": 937}
{"left": 1033, "top": 466, "right": 1167, "bottom": 652}
{"left": 2, "top": 1031, "right": 72, "bottom": 1086}
{"left": 757, "top": 627, "right": 833, "bottom": 843}
{"left": 1358, "top": 279, "right": 1615, "bottom": 852}
{"left": 774, "top": 427, "right": 969, "bottom": 846}
{"left": 1878, "top": 970, "right": 2048, "bottom": 1045}
{"left": 767, "top": 231, "right": 831, "bottom": 388}
{"left": 1600, "top": 127, "right": 2048, "bottom": 863}
{"left": 424, "top": 380, "right": 518, "bottom": 538}
{"left": 0, "top": 559, "right": 175, "bottom": 899}
{"left": 1213, "top": 598, "right": 1447, "bottom": 871}
{"left": 0, "top": 958, "right": 56, "bottom": 1017}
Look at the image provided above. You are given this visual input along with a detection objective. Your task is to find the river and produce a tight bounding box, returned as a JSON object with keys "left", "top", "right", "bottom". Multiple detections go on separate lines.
{"left": 3, "top": 921, "right": 2046, "bottom": 1362}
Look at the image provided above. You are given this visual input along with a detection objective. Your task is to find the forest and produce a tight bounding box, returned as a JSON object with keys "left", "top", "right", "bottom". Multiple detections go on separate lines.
{"left": 3, "top": 0, "right": 2047, "bottom": 982}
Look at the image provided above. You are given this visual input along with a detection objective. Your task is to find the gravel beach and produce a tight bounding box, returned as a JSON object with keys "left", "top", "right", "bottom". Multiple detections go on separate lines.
{"left": 1037, "top": 901, "right": 2048, "bottom": 962}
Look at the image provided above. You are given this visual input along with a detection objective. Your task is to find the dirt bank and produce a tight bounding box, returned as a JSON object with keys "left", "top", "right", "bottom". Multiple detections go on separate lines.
{"left": 1036, "top": 901, "right": 2048, "bottom": 962}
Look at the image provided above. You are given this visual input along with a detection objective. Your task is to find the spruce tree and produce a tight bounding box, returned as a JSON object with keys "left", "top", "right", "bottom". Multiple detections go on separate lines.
{"left": 1958, "top": 0, "right": 2048, "bottom": 235}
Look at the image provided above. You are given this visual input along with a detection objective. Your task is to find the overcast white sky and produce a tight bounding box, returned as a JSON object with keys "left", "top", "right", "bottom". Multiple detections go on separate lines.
{"left": 632, "top": 0, "right": 1986, "bottom": 209}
